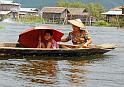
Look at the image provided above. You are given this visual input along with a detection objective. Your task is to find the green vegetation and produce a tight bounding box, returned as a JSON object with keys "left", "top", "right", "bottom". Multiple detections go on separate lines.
{"left": 56, "top": 0, "right": 105, "bottom": 20}
{"left": 57, "top": 0, "right": 85, "bottom": 8}
{"left": 15, "top": 0, "right": 124, "bottom": 9}
{"left": 93, "top": 20, "right": 111, "bottom": 27}
{"left": 85, "top": 3, "right": 105, "bottom": 20}
{"left": 15, "top": 14, "right": 50, "bottom": 24}
{"left": 0, "top": 15, "right": 10, "bottom": 21}
{"left": 119, "top": 19, "right": 124, "bottom": 28}
{"left": 0, "top": 26, "right": 5, "bottom": 29}
{"left": 56, "top": 0, "right": 124, "bottom": 27}
{"left": 107, "top": 17, "right": 124, "bottom": 27}
{"left": 93, "top": 18, "right": 124, "bottom": 27}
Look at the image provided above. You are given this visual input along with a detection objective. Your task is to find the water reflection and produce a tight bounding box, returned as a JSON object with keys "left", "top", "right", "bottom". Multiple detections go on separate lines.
{"left": 18, "top": 60, "right": 57, "bottom": 84}
{"left": 0, "top": 55, "right": 110, "bottom": 86}
{"left": 64, "top": 60, "right": 88, "bottom": 84}
{"left": 17, "top": 59, "right": 88, "bottom": 85}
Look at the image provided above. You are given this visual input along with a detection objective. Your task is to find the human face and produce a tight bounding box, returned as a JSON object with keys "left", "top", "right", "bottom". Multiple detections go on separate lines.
{"left": 72, "top": 25, "right": 80, "bottom": 32}
{"left": 44, "top": 33, "right": 52, "bottom": 41}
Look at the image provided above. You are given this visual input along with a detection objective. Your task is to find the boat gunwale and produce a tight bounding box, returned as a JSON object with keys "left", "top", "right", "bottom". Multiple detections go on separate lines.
{"left": 0, "top": 46, "right": 114, "bottom": 51}
{"left": 0, "top": 43, "right": 117, "bottom": 57}
{"left": 0, "top": 42, "right": 117, "bottom": 50}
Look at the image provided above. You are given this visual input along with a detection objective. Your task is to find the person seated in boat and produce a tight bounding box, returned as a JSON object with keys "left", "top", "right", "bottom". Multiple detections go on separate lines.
{"left": 61, "top": 19, "right": 92, "bottom": 48}
{"left": 37, "top": 29, "right": 59, "bottom": 49}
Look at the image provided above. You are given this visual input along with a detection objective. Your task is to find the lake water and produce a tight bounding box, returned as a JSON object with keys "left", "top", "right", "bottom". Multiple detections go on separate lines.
{"left": 0, "top": 22, "right": 124, "bottom": 87}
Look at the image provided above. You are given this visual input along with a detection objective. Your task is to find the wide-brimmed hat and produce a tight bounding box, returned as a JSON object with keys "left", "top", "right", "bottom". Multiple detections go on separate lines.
{"left": 68, "top": 19, "right": 86, "bottom": 28}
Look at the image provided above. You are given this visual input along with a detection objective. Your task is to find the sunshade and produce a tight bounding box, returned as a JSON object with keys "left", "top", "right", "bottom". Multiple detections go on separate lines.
{"left": 18, "top": 26, "right": 64, "bottom": 48}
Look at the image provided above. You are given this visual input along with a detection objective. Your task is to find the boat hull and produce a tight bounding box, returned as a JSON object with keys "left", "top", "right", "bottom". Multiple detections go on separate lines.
{"left": 0, "top": 43, "right": 116, "bottom": 57}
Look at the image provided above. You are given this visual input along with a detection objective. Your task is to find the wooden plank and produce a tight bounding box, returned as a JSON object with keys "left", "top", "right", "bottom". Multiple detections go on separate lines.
{"left": 0, "top": 43, "right": 116, "bottom": 57}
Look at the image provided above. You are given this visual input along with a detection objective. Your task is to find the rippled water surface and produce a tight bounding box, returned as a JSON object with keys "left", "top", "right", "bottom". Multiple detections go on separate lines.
{"left": 0, "top": 22, "right": 124, "bottom": 87}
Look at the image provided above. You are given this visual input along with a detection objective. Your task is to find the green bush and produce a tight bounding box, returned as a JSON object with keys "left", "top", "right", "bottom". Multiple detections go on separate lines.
{"left": 0, "top": 26, "right": 4, "bottom": 29}
{"left": 15, "top": 15, "right": 50, "bottom": 24}
{"left": 119, "top": 21, "right": 124, "bottom": 27}
{"left": 93, "top": 20, "right": 111, "bottom": 27}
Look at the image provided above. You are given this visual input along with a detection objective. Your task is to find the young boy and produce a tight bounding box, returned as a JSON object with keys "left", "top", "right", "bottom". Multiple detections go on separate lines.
{"left": 37, "top": 30, "right": 59, "bottom": 48}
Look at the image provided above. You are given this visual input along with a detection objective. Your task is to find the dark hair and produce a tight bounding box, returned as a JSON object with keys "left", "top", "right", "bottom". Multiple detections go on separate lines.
{"left": 44, "top": 30, "right": 53, "bottom": 36}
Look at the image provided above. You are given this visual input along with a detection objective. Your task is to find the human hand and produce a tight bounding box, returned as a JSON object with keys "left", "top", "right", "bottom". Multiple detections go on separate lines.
{"left": 47, "top": 42, "right": 52, "bottom": 48}
{"left": 82, "top": 43, "right": 88, "bottom": 48}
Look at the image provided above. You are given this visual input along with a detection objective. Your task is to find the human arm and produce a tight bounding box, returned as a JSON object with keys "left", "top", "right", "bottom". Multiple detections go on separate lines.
{"left": 61, "top": 32, "right": 72, "bottom": 42}
{"left": 37, "top": 42, "right": 41, "bottom": 48}
{"left": 37, "top": 36, "right": 42, "bottom": 48}
{"left": 81, "top": 30, "right": 92, "bottom": 48}
{"left": 83, "top": 38, "right": 92, "bottom": 48}
{"left": 47, "top": 42, "right": 52, "bottom": 48}
{"left": 61, "top": 38, "right": 70, "bottom": 42}
{"left": 41, "top": 43, "right": 46, "bottom": 48}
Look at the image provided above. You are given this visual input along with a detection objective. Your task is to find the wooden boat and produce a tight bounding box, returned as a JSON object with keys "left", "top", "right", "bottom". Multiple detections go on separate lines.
{"left": 0, "top": 43, "right": 117, "bottom": 57}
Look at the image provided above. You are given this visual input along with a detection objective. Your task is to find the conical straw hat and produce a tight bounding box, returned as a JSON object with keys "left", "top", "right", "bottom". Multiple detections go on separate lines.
{"left": 68, "top": 19, "right": 86, "bottom": 28}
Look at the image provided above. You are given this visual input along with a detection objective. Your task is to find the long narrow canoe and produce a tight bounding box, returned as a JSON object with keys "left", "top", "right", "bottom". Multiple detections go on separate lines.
{"left": 0, "top": 43, "right": 117, "bottom": 57}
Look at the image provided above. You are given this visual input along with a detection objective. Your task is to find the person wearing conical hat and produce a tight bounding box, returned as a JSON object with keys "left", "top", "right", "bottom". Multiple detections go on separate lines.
{"left": 61, "top": 19, "right": 92, "bottom": 48}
